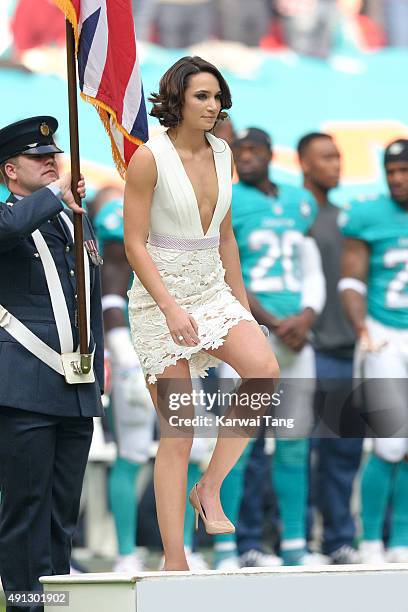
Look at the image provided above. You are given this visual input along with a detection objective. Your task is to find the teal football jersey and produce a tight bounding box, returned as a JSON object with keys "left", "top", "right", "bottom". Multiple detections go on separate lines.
{"left": 0, "top": 184, "right": 10, "bottom": 202}
{"left": 339, "top": 195, "right": 408, "bottom": 329}
{"left": 93, "top": 199, "right": 124, "bottom": 256}
{"left": 232, "top": 182, "right": 317, "bottom": 318}
{"left": 93, "top": 198, "right": 130, "bottom": 320}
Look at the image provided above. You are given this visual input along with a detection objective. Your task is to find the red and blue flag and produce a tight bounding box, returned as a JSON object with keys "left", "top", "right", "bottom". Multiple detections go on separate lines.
{"left": 53, "top": 0, "right": 148, "bottom": 177}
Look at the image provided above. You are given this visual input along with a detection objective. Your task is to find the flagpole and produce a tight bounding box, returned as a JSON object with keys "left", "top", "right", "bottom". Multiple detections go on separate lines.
{"left": 65, "top": 19, "right": 91, "bottom": 374}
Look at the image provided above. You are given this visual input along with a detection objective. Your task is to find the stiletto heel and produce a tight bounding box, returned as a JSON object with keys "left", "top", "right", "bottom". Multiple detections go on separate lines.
{"left": 188, "top": 484, "right": 235, "bottom": 535}
{"left": 194, "top": 508, "right": 199, "bottom": 531}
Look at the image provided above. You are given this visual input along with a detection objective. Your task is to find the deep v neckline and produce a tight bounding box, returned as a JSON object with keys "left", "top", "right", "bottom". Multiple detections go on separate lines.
{"left": 165, "top": 131, "right": 221, "bottom": 237}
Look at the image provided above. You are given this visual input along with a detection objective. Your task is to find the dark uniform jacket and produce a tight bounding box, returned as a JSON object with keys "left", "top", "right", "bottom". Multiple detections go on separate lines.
{"left": 0, "top": 187, "right": 104, "bottom": 417}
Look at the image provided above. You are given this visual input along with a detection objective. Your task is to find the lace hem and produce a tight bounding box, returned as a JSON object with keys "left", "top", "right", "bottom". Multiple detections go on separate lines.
{"left": 128, "top": 242, "right": 255, "bottom": 384}
{"left": 145, "top": 309, "right": 254, "bottom": 384}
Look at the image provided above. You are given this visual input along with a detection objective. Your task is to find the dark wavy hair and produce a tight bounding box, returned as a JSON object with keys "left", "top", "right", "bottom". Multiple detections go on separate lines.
{"left": 149, "top": 56, "right": 232, "bottom": 128}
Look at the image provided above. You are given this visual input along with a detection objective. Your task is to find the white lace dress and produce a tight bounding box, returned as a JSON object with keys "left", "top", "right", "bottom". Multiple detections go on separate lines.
{"left": 128, "top": 131, "right": 255, "bottom": 384}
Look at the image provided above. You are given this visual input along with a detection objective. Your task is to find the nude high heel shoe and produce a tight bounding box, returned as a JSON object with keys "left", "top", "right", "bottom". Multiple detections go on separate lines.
{"left": 188, "top": 484, "right": 235, "bottom": 535}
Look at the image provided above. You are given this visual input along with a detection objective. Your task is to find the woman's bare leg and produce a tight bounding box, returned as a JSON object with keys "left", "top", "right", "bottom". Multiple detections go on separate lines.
{"left": 147, "top": 359, "right": 193, "bottom": 571}
{"left": 197, "top": 320, "right": 279, "bottom": 522}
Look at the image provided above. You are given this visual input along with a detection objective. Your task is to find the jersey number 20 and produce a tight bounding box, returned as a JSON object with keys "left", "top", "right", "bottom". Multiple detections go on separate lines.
{"left": 248, "top": 229, "right": 302, "bottom": 293}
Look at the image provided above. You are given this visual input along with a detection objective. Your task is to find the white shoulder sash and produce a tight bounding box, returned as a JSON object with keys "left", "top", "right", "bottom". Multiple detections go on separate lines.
{"left": 0, "top": 212, "right": 94, "bottom": 384}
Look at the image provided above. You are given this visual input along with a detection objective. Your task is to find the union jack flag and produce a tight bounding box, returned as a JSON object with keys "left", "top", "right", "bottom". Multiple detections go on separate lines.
{"left": 53, "top": 0, "right": 148, "bottom": 177}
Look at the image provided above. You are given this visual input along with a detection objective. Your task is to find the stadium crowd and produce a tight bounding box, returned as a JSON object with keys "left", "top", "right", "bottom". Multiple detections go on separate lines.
{"left": 1, "top": 0, "right": 408, "bottom": 63}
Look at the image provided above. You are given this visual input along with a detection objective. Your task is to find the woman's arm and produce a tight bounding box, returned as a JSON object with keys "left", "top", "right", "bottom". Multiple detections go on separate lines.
{"left": 219, "top": 206, "right": 251, "bottom": 312}
{"left": 123, "top": 146, "right": 199, "bottom": 347}
{"left": 124, "top": 146, "right": 176, "bottom": 313}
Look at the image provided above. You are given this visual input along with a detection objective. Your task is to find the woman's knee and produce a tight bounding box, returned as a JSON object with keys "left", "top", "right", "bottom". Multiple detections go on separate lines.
{"left": 239, "top": 353, "right": 280, "bottom": 380}
{"left": 159, "top": 436, "right": 194, "bottom": 459}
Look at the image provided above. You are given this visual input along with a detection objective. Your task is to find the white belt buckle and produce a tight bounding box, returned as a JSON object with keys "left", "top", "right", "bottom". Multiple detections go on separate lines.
{"left": 0, "top": 306, "right": 11, "bottom": 328}
{"left": 61, "top": 347, "right": 96, "bottom": 384}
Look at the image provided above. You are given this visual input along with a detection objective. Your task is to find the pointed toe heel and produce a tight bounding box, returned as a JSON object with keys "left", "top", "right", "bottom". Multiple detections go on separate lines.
{"left": 188, "top": 484, "right": 235, "bottom": 536}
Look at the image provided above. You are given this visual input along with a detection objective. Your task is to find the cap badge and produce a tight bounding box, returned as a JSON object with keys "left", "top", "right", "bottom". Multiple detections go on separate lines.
{"left": 40, "top": 122, "right": 50, "bottom": 137}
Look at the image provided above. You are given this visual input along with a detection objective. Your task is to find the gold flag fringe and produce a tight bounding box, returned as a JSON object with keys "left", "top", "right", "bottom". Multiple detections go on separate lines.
{"left": 81, "top": 94, "right": 144, "bottom": 180}
{"left": 52, "top": 0, "right": 79, "bottom": 52}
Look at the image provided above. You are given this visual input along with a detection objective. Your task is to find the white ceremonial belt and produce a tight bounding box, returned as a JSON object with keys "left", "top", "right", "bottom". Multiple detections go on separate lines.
{"left": 0, "top": 210, "right": 94, "bottom": 384}
{"left": 0, "top": 307, "right": 95, "bottom": 383}
{"left": 0, "top": 306, "right": 64, "bottom": 375}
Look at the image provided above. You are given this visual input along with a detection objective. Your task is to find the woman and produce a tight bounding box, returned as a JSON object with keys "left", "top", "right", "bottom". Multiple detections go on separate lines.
{"left": 124, "top": 56, "right": 279, "bottom": 571}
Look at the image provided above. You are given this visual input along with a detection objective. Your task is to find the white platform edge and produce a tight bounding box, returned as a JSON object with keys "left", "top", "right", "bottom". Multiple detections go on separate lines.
{"left": 40, "top": 563, "right": 408, "bottom": 584}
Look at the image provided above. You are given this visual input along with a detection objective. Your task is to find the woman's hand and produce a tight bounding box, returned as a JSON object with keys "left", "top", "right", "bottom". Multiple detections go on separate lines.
{"left": 164, "top": 304, "right": 200, "bottom": 347}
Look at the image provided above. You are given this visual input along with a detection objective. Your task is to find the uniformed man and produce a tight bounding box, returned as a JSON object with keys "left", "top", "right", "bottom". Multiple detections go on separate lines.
{"left": 0, "top": 116, "right": 104, "bottom": 612}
